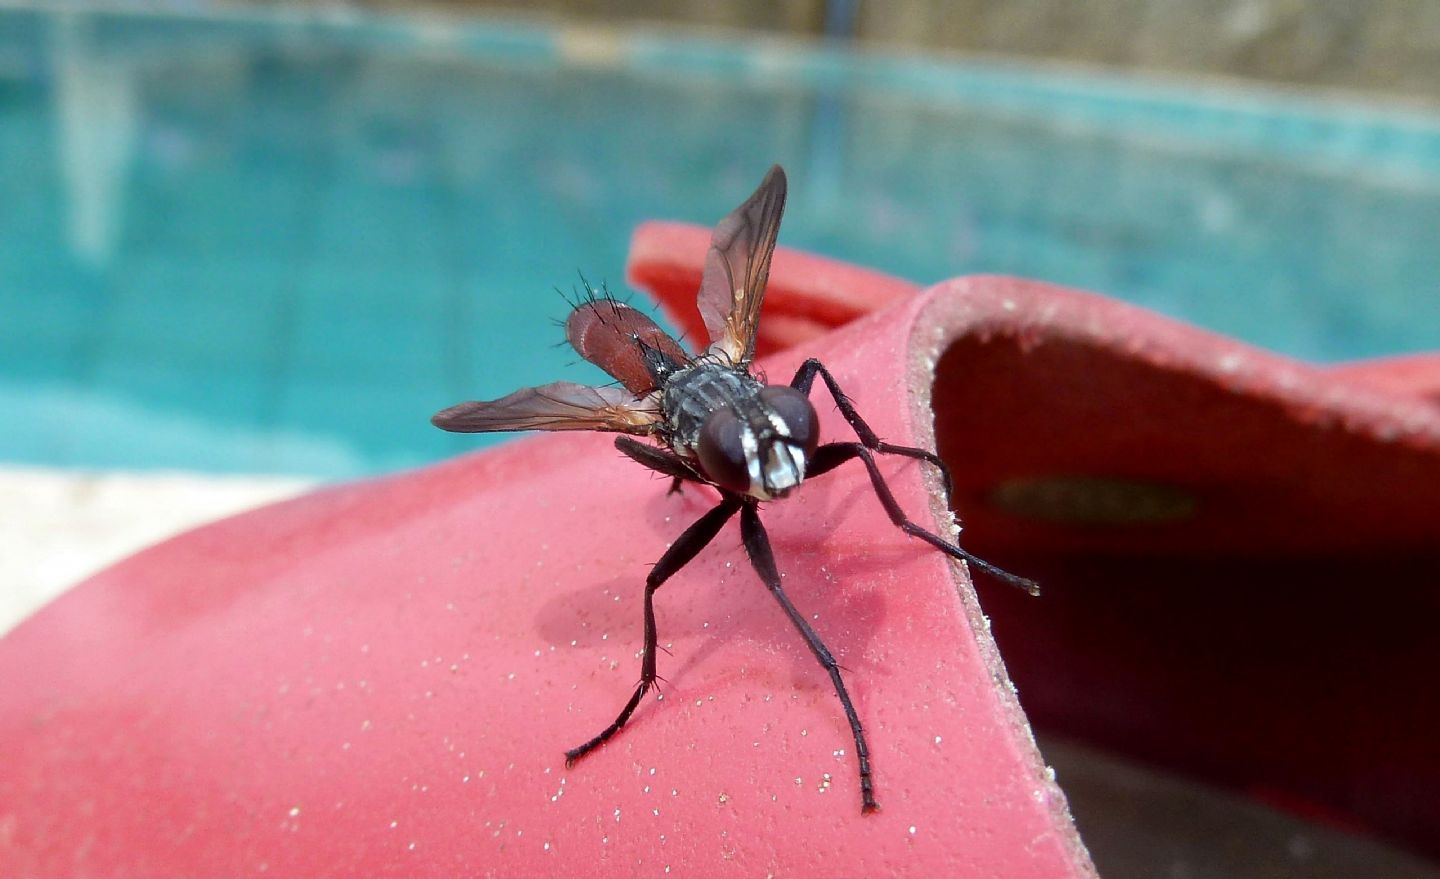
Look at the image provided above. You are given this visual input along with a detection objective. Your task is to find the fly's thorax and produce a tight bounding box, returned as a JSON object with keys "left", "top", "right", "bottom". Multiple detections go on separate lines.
{"left": 662, "top": 364, "right": 820, "bottom": 500}
{"left": 660, "top": 363, "right": 760, "bottom": 457}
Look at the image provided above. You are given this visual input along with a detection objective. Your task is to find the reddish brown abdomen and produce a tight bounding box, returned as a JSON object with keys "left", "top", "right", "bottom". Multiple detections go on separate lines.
{"left": 565, "top": 301, "right": 689, "bottom": 395}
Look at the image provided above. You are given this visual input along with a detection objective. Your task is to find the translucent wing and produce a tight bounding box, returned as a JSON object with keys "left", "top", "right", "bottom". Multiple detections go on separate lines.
{"left": 431, "top": 382, "right": 660, "bottom": 435}
{"left": 697, "top": 164, "right": 787, "bottom": 365}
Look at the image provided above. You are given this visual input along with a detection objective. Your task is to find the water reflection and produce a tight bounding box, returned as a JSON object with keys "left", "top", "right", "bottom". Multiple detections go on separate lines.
{"left": 53, "top": 13, "right": 137, "bottom": 267}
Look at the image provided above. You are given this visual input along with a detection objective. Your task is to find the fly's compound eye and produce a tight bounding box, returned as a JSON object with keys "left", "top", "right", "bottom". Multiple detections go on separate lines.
{"left": 697, "top": 408, "right": 753, "bottom": 494}
{"left": 759, "top": 386, "right": 819, "bottom": 457}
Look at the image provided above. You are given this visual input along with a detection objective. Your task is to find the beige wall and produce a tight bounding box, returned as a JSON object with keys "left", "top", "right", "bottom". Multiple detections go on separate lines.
{"left": 855, "top": 0, "right": 1440, "bottom": 103}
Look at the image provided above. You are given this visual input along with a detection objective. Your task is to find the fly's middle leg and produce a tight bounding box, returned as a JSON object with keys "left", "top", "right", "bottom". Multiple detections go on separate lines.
{"left": 564, "top": 495, "right": 743, "bottom": 766}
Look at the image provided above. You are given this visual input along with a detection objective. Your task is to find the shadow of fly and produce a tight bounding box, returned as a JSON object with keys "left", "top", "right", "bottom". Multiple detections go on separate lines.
{"left": 433, "top": 165, "right": 1037, "bottom": 813}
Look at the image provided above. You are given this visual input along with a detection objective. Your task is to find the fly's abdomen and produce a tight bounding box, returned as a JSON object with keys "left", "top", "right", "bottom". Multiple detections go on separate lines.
{"left": 567, "top": 301, "right": 689, "bottom": 395}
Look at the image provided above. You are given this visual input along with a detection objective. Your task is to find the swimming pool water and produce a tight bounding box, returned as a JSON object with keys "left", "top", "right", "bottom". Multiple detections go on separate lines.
{"left": 2, "top": 9, "right": 1438, "bottom": 477}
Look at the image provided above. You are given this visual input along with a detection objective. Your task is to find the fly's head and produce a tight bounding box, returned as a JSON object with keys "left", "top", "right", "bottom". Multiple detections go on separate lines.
{"left": 696, "top": 386, "right": 819, "bottom": 500}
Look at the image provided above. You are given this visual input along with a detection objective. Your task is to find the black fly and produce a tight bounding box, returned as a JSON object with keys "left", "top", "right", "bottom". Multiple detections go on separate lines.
{"left": 433, "top": 165, "right": 1038, "bottom": 813}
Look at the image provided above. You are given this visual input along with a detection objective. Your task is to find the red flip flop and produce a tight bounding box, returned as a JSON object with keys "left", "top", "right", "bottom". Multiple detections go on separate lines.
{"left": 0, "top": 281, "right": 1094, "bottom": 875}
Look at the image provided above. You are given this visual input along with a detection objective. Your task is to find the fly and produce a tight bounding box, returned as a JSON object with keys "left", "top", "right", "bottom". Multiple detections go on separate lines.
{"left": 432, "top": 165, "right": 1038, "bottom": 813}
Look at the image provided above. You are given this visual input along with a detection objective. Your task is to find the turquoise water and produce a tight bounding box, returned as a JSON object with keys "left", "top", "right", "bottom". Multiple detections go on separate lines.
{"left": 2, "top": 9, "right": 1439, "bottom": 477}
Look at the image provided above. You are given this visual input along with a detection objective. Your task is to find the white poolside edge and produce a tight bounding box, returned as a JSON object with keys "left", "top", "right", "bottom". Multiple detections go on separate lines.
{"left": 0, "top": 466, "right": 314, "bottom": 636}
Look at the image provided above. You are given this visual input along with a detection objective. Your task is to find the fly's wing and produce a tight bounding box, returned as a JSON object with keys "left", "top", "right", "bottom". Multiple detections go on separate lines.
{"left": 566, "top": 299, "right": 690, "bottom": 396}
{"left": 431, "top": 382, "right": 659, "bottom": 435}
{"left": 696, "top": 164, "right": 787, "bottom": 366}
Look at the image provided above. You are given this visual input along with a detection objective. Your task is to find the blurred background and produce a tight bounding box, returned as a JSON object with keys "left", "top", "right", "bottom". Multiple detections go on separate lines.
{"left": 2, "top": 2, "right": 1438, "bottom": 876}
{"left": 4, "top": 3, "right": 1439, "bottom": 477}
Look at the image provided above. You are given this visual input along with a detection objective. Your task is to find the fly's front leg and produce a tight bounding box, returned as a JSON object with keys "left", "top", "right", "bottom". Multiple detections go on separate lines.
{"left": 565, "top": 495, "right": 743, "bottom": 766}
{"left": 809, "top": 442, "right": 1040, "bottom": 595}
{"left": 790, "top": 358, "right": 953, "bottom": 496}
